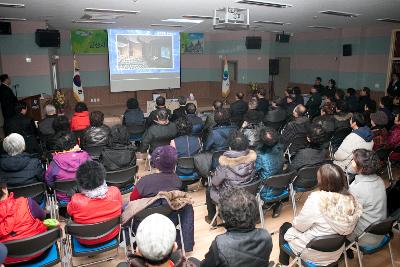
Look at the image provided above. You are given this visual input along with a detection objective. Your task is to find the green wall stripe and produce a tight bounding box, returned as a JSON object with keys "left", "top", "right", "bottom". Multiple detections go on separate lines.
{"left": 11, "top": 75, "right": 53, "bottom": 97}
{"left": 0, "top": 33, "right": 50, "bottom": 55}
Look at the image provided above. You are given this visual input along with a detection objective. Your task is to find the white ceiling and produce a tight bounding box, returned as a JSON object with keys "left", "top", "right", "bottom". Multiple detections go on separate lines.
{"left": 1, "top": 0, "right": 400, "bottom": 33}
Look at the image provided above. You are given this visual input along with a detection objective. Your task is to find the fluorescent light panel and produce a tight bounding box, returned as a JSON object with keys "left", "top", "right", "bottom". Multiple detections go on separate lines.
{"left": 73, "top": 20, "right": 116, "bottom": 24}
{"left": 84, "top": 8, "right": 139, "bottom": 14}
{"left": 308, "top": 25, "right": 336, "bottom": 29}
{"left": 0, "top": 3, "right": 24, "bottom": 8}
{"left": 182, "top": 15, "right": 213, "bottom": 20}
{"left": 162, "top": 18, "right": 203, "bottom": 24}
{"left": 254, "top": 20, "right": 289, "bottom": 25}
{"left": 320, "top": 10, "right": 359, "bottom": 18}
{"left": 376, "top": 18, "right": 400, "bottom": 24}
{"left": 150, "top": 24, "right": 183, "bottom": 28}
{"left": 0, "top": 17, "right": 26, "bottom": 21}
{"left": 236, "top": 0, "right": 292, "bottom": 8}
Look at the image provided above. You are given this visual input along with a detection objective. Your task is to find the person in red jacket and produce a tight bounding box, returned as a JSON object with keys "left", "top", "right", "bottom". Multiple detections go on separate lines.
{"left": 70, "top": 102, "right": 90, "bottom": 132}
{"left": 0, "top": 180, "right": 47, "bottom": 264}
{"left": 388, "top": 114, "right": 400, "bottom": 161}
{"left": 67, "top": 161, "right": 122, "bottom": 246}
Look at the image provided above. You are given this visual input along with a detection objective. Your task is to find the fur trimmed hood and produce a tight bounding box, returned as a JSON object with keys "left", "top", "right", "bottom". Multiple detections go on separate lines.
{"left": 318, "top": 191, "right": 362, "bottom": 235}
{"left": 219, "top": 150, "right": 257, "bottom": 167}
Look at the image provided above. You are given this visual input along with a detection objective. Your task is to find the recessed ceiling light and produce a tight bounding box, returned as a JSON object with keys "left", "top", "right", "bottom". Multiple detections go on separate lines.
{"left": 182, "top": 15, "right": 213, "bottom": 20}
{"left": 253, "top": 20, "right": 290, "bottom": 25}
{"left": 84, "top": 8, "right": 139, "bottom": 14}
{"left": 376, "top": 18, "right": 400, "bottom": 24}
{"left": 236, "top": 0, "right": 292, "bottom": 8}
{"left": 0, "top": 3, "right": 24, "bottom": 8}
{"left": 162, "top": 18, "right": 203, "bottom": 24}
{"left": 150, "top": 24, "right": 183, "bottom": 28}
{"left": 0, "top": 17, "right": 26, "bottom": 21}
{"left": 73, "top": 20, "right": 116, "bottom": 24}
{"left": 320, "top": 10, "right": 359, "bottom": 18}
{"left": 308, "top": 25, "right": 336, "bottom": 29}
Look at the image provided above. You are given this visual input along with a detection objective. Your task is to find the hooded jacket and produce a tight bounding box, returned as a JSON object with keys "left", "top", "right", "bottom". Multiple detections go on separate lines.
{"left": 285, "top": 191, "right": 362, "bottom": 266}
{"left": 210, "top": 150, "right": 257, "bottom": 203}
{"left": 204, "top": 124, "right": 237, "bottom": 152}
{"left": 123, "top": 108, "right": 145, "bottom": 126}
{"left": 70, "top": 111, "right": 90, "bottom": 131}
{"left": 45, "top": 150, "right": 91, "bottom": 202}
{"left": 334, "top": 126, "right": 374, "bottom": 171}
{"left": 100, "top": 144, "right": 136, "bottom": 171}
{"left": 0, "top": 153, "right": 44, "bottom": 187}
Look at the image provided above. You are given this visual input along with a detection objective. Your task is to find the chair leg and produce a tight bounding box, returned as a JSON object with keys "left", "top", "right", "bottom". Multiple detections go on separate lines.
{"left": 388, "top": 160, "right": 393, "bottom": 182}
{"left": 177, "top": 213, "right": 185, "bottom": 257}
{"left": 356, "top": 242, "right": 363, "bottom": 267}
{"left": 122, "top": 228, "right": 129, "bottom": 260}
{"left": 343, "top": 249, "right": 349, "bottom": 267}
{"left": 289, "top": 184, "right": 296, "bottom": 218}
{"left": 257, "top": 194, "right": 265, "bottom": 229}
{"left": 388, "top": 241, "right": 395, "bottom": 267}
{"left": 210, "top": 209, "right": 219, "bottom": 229}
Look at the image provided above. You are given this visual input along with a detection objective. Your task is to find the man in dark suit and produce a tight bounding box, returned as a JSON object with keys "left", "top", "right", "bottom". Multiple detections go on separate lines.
{"left": 171, "top": 96, "right": 187, "bottom": 121}
{"left": 256, "top": 90, "right": 269, "bottom": 115}
{"left": 229, "top": 92, "right": 248, "bottom": 127}
{"left": 313, "top": 76, "right": 325, "bottom": 95}
{"left": 387, "top": 73, "right": 400, "bottom": 97}
{"left": 0, "top": 74, "right": 18, "bottom": 124}
{"left": 145, "top": 96, "right": 172, "bottom": 128}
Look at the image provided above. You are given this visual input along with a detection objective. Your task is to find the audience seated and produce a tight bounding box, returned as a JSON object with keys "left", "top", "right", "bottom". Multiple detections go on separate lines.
{"left": 0, "top": 133, "right": 44, "bottom": 188}
{"left": 313, "top": 76, "right": 325, "bottom": 94}
{"left": 82, "top": 111, "right": 111, "bottom": 148}
{"left": 334, "top": 88, "right": 346, "bottom": 103}
{"left": 229, "top": 92, "right": 248, "bottom": 127}
{"left": 200, "top": 188, "right": 272, "bottom": 267}
{"left": 347, "top": 149, "right": 387, "bottom": 247}
{"left": 324, "top": 79, "right": 336, "bottom": 99}
{"left": 255, "top": 90, "right": 269, "bottom": 115}
{"left": 206, "top": 131, "right": 257, "bottom": 221}
{"left": 186, "top": 103, "right": 204, "bottom": 136}
{"left": 280, "top": 104, "right": 310, "bottom": 153}
{"left": 345, "top": 88, "right": 361, "bottom": 113}
{"left": 170, "top": 118, "right": 201, "bottom": 176}
{"left": 4, "top": 101, "right": 41, "bottom": 154}
{"left": 45, "top": 131, "right": 91, "bottom": 202}
{"left": 334, "top": 113, "right": 374, "bottom": 172}
{"left": 388, "top": 114, "right": 400, "bottom": 161}
{"left": 370, "top": 111, "right": 389, "bottom": 150}
{"left": 70, "top": 102, "right": 90, "bottom": 132}
{"left": 0, "top": 180, "right": 47, "bottom": 264}
{"left": 125, "top": 213, "right": 195, "bottom": 267}
{"left": 46, "top": 115, "right": 71, "bottom": 151}
{"left": 240, "top": 99, "right": 264, "bottom": 147}
{"left": 256, "top": 128, "right": 285, "bottom": 217}
{"left": 278, "top": 164, "right": 362, "bottom": 266}
{"left": 358, "top": 87, "right": 373, "bottom": 111}
{"left": 363, "top": 99, "right": 377, "bottom": 128}
{"left": 243, "top": 98, "right": 264, "bottom": 124}
{"left": 141, "top": 109, "right": 177, "bottom": 153}
{"left": 312, "top": 102, "right": 336, "bottom": 135}
{"left": 38, "top": 104, "right": 57, "bottom": 138}
{"left": 123, "top": 98, "right": 145, "bottom": 128}
{"left": 204, "top": 109, "right": 237, "bottom": 152}
{"left": 171, "top": 96, "right": 187, "bottom": 122}
{"left": 290, "top": 124, "right": 329, "bottom": 171}
{"left": 333, "top": 100, "right": 351, "bottom": 129}
{"left": 293, "top": 87, "right": 304, "bottom": 106}
{"left": 130, "top": 146, "right": 182, "bottom": 201}
{"left": 146, "top": 96, "right": 172, "bottom": 128}
{"left": 379, "top": 96, "right": 394, "bottom": 128}
{"left": 67, "top": 161, "right": 122, "bottom": 246}
{"left": 264, "top": 98, "right": 287, "bottom": 130}
{"left": 305, "top": 86, "right": 322, "bottom": 118}
{"left": 204, "top": 100, "right": 223, "bottom": 132}
{"left": 100, "top": 125, "right": 136, "bottom": 171}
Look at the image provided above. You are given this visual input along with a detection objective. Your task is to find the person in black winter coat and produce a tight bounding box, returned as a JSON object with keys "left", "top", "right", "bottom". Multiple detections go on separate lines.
{"left": 100, "top": 125, "right": 136, "bottom": 171}
{"left": 200, "top": 188, "right": 272, "bottom": 267}
{"left": 229, "top": 92, "right": 248, "bottom": 127}
{"left": 82, "top": 111, "right": 111, "bottom": 148}
{"left": 0, "top": 74, "right": 18, "bottom": 123}
{"left": 358, "top": 87, "right": 373, "bottom": 112}
{"left": 38, "top": 104, "right": 58, "bottom": 137}
{"left": 204, "top": 109, "right": 237, "bottom": 152}
{"left": 123, "top": 98, "right": 145, "bottom": 127}
{"left": 281, "top": 104, "right": 310, "bottom": 153}
{"left": 305, "top": 87, "right": 322, "bottom": 119}
{"left": 0, "top": 133, "right": 44, "bottom": 187}
{"left": 186, "top": 103, "right": 204, "bottom": 136}
{"left": 345, "top": 88, "right": 361, "bottom": 113}
{"left": 313, "top": 77, "right": 325, "bottom": 95}
{"left": 5, "top": 101, "right": 41, "bottom": 155}
{"left": 312, "top": 102, "right": 336, "bottom": 136}
{"left": 243, "top": 98, "right": 264, "bottom": 124}
{"left": 46, "top": 115, "right": 72, "bottom": 151}
{"left": 324, "top": 79, "right": 336, "bottom": 99}
{"left": 146, "top": 96, "right": 172, "bottom": 128}
{"left": 255, "top": 90, "right": 269, "bottom": 115}
{"left": 171, "top": 96, "right": 187, "bottom": 122}
{"left": 264, "top": 98, "right": 288, "bottom": 130}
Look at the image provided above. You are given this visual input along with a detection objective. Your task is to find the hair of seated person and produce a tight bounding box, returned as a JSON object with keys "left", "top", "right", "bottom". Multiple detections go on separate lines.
{"left": 214, "top": 109, "right": 230, "bottom": 126}
{"left": 53, "top": 131, "right": 78, "bottom": 152}
{"left": 186, "top": 102, "right": 197, "bottom": 114}
{"left": 335, "top": 89, "right": 345, "bottom": 100}
{"left": 236, "top": 92, "right": 244, "bottom": 99}
{"left": 178, "top": 96, "right": 187, "bottom": 106}
{"left": 75, "top": 102, "right": 88, "bottom": 112}
{"left": 0, "top": 74, "right": 9, "bottom": 83}
{"left": 15, "top": 101, "right": 27, "bottom": 113}
{"left": 307, "top": 124, "right": 328, "bottom": 146}
{"left": 293, "top": 104, "right": 306, "bottom": 117}
{"left": 76, "top": 161, "right": 106, "bottom": 191}
{"left": 352, "top": 149, "right": 380, "bottom": 175}
{"left": 228, "top": 130, "right": 249, "bottom": 151}
{"left": 317, "top": 164, "right": 349, "bottom": 194}
{"left": 381, "top": 96, "right": 393, "bottom": 108}
{"left": 213, "top": 100, "right": 223, "bottom": 110}
{"left": 175, "top": 117, "right": 192, "bottom": 136}
{"left": 127, "top": 98, "right": 139, "bottom": 109}
{"left": 52, "top": 115, "right": 70, "bottom": 133}
{"left": 90, "top": 111, "right": 104, "bottom": 127}
{"left": 156, "top": 108, "right": 169, "bottom": 122}
{"left": 347, "top": 88, "right": 356, "bottom": 96}
{"left": 259, "top": 127, "right": 278, "bottom": 152}
{"left": 351, "top": 113, "right": 366, "bottom": 127}
{"left": 110, "top": 125, "right": 130, "bottom": 145}
{"left": 156, "top": 96, "right": 166, "bottom": 107}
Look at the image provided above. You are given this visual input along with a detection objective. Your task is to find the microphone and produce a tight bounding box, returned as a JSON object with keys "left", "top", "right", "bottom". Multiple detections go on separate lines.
{"left": 13, "top": 84, "right": 19, "bottom": 97}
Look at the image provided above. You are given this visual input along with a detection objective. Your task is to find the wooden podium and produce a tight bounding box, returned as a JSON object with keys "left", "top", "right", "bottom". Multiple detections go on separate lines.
{"left": 22, "top": 94, "right": 52, "bottom": 121}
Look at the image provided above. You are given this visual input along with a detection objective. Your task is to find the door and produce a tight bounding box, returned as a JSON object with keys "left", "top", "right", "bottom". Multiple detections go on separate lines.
{"left": 273, "top": 57, "right": 291, "bottom": 97}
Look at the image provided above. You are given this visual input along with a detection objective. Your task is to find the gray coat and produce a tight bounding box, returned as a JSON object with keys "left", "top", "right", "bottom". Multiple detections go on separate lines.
{"left": 210, "top": 149, "right": 257, "bottom": 203}
{"left": 348, "top": 174, "right": 387, "bottom": 246}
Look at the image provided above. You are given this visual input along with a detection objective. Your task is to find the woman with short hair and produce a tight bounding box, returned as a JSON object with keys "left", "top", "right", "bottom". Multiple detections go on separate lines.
{"left": 70, "top": 102, "right": 90, "bottom": 131}
{"left": 278, "top": 164, "right": 362, "bottom": 266}
{"left": 81, "top": 111, "right": 111, "bottom": 148}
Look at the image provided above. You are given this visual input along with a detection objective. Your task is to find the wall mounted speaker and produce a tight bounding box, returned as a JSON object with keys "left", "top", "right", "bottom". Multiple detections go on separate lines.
{"left": 269, "top": 59, "right": 279, "bottom": 75}
{"left": 35, "top": 29, "right": 60, "bottom": 47}
{"left": 343, "top": 44, "right": 352, "bottom": 56}
{"left": 246, "top": 36, "right": 262, "bottom": 49}
{"left": 0, "top": 22, "right": 11, "bottom": 35}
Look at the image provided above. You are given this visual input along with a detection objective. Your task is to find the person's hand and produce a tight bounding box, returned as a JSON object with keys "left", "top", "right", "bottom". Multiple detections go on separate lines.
{"left": 241, "top": 121, "right": 248, "bottom": 129}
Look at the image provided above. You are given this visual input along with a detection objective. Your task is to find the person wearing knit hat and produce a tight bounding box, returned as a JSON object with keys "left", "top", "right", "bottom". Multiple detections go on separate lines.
{"left": 130, "top": 145, "right": 182, "bottom": 201}
{"left": 370, "top": 110, "right": 389, "bottom": 150}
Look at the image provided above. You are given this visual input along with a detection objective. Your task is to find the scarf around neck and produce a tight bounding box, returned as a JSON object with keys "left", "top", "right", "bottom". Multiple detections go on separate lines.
{"left": 81, "top": 181, "right": 109, "bottom": 199}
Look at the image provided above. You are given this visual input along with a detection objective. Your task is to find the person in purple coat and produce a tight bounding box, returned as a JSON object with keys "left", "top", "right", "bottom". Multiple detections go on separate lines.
{"left": 45, "top": 131, "right": 91, "bottom": 203}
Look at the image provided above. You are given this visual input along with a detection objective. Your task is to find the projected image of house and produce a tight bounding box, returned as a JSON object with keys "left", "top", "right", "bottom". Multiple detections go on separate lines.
{"left": 116, "top": 35, "right": 173, "bottom": 70}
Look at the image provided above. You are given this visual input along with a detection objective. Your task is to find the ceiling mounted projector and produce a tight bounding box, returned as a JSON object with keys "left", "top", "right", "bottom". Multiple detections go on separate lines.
{"left": 213, "top": 7, "right": 250, "bottom": 31}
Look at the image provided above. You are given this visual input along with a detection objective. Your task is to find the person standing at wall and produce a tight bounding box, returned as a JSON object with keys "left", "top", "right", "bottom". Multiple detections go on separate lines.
{"left": 0, "top": 74, "right": 18, "bottom": 127}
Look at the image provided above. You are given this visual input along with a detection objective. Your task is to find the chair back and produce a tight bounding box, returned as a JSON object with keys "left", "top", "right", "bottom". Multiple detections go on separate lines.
{"left": 126, "top": 124, "right": 146, "bottom": 135}
{"left": 135, "top": 204, "right": 173, "bottom": 221}
{"left": 293, "top": 164, "right": 321, "bottom": 190}
{"left": 306, "top": 234, "right": 346, "bottom": 252}
{"left": 8, "top": 182, "right": 46, "bottom": 199}
{"left": 331, "top": 127, "right": 351, "bottom": 143}
{"left": 264, "top": 171, "right": 296, "bottom": 189}
{"left": 54, "top": 179, "right": 77, "bottom": 194}
{"left": 4, "top": 228, "right": 62, "bottom": 258}
{"left": 106, "top": 165, "right": 137, "bottom": 186}
{"left": 288, "top": 135, "right": 308, "bottom": 154}
{"left": 375, "top": 148, "right": 391, "bottom": 162}
{"left": 364, "top": 218, "right": 397, "bottom": 236}
{"left": 177, "top": 157, "right": 195, "bottom": 170}
{"left": 238, "top": 179, "right": 262, "bottom": 195}
{"left": 65, "top": 216, "right": 121, "bottom": 238}
{"left": 83, "top": 145, "right": 106, "bottom": 160}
